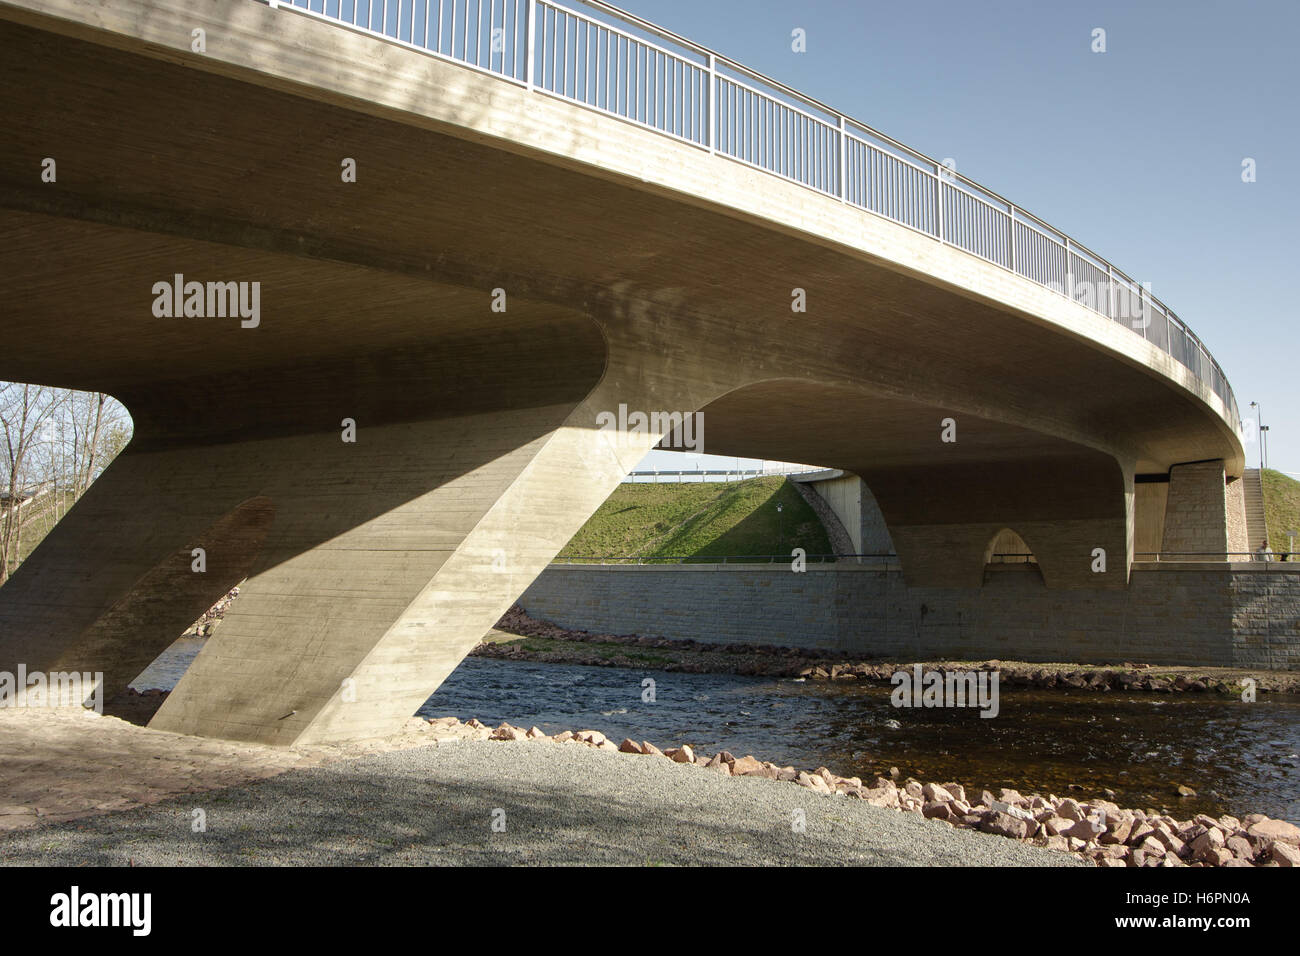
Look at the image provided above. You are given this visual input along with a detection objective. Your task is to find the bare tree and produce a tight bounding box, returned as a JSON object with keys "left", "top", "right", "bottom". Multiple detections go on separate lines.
{"left": 0, "top": 383, "right": 131, "bottom": 583}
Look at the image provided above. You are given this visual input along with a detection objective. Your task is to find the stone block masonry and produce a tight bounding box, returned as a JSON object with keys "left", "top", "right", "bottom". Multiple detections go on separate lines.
{"left": 520, "top": 564, "right": 1300, "bottom": 670}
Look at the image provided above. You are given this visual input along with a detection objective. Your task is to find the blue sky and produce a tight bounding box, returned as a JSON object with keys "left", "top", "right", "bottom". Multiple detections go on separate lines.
{"left": 621, "top": 0, "right": 1298, "bottom": 475}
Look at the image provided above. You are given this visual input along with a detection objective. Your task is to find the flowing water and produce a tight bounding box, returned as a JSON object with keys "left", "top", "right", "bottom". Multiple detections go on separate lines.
{"left": 133, "top": 644, "right": 1300, "bottom": 823}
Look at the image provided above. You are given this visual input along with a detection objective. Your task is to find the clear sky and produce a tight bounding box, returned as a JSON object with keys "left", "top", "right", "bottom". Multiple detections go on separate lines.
{"left": 620, "top": 0, "right": 1298, "bottom": 476}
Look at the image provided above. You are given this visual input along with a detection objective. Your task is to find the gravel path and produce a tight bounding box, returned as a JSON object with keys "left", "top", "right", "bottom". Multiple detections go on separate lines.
{"left": 0, "top": 739, "right": 1084, "bottom": 866}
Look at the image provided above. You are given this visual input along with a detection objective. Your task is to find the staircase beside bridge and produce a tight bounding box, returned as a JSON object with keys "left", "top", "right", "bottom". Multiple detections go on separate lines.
{"left": 1242, "top": 468, "right": 1268, "bottom": 549}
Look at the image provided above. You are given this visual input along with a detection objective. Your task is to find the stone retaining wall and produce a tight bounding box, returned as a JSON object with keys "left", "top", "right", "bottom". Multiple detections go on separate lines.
{"left": 520, "top": 563, "right": 1300, "bottom": 670}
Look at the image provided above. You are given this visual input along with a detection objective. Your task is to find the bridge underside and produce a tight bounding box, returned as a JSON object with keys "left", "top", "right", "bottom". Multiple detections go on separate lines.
{"left": 0, "top": 3, "right": 1244, "bottom": 742}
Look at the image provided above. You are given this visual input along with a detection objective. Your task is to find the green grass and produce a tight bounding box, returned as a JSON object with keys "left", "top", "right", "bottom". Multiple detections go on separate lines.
{"left": 560, "top": 476, "right": 832, "bottom": 562}
{"left": 6, "top": 495, "right": 73, "bottom": 568}
{"left": 7, "top": 476, "right": 835, "bottom": 571}
{"left": 1261, "top": 468, "right": 1300, "bottom": 553}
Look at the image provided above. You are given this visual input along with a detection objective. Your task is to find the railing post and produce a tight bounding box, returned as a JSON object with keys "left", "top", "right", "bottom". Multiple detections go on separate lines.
{"left": 1106, "top": 264, "right": 1115, "bottom": 320}
{"left": 1063, "top": 236, "right": 1072, "bottom": 302}
{"left": 934, "top": 165, "right": 944, "bottom": 242}
{"left": 1008, "top": 203, "right": 1016, "bottom": 272}
{"left": 525, "top": 0, "right": 536, "bottom": 91}
{"left": 837, "top": 115, "right": 847, "bottom": 202}
{"left": 706, "top": 53, "right": 716, "bottom": 152}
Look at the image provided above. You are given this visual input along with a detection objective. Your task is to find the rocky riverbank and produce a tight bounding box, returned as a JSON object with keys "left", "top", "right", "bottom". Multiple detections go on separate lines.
{"left": 8, "top": 702, "right": 1293, "bottom": 866}
{"left": 473, "top": 605, "right": 1300, "bottom": 695}
{"left": 443, "top": 715, "right": 1300, "bottom": 868}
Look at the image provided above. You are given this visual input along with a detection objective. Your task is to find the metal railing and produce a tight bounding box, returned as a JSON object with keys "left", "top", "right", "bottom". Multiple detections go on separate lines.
{"left": 1135, "top": 552, "right": 1296, "bottom": 563}
{"left": 267, "top": 0, "right": 1240, "bottom": 433}
{"left": 622, "top": 467, "right": 821, "bottom": 482}
{"left": 551, "top": 552, "right": 901, "bottom": 565}
{"left": 987, "top": 552, "right": 1038, "bottom": 565}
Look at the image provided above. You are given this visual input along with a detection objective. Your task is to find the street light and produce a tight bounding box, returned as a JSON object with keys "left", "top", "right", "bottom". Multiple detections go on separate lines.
{"left": 776, "top": 501, "right": 784, "bottom": 556}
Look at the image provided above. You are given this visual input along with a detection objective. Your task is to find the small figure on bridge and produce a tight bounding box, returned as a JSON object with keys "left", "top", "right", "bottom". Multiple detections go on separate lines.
{"left": 1256, "top": 539, "right": 1274, "bottom": 562}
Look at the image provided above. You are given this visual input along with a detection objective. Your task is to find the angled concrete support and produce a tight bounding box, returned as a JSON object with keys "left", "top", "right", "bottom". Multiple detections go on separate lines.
{"left": 151, "top": 337, "right": 731, "bottom": 744}
{"left": 149, "top": 404, "right": 646, "bottom": 743}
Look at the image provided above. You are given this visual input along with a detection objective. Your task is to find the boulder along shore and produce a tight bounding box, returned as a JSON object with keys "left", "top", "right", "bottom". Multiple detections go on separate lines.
{"left": 446, "top": 715, "right": 1299, "bottom": 868}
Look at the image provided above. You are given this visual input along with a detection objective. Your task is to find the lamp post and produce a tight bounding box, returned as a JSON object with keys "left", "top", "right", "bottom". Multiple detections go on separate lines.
{"left": 776, "top": 501, "right": 784, "bottom": 557}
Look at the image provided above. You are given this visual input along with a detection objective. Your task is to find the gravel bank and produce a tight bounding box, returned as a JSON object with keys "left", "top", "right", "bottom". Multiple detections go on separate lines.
{"left": 0, "top": 739, "right": 1083, "bottom": 866}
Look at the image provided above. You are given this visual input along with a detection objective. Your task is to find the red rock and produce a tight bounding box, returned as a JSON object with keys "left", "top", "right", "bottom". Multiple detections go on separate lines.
{"left": 731, "top": 755, "right": 765, "bottom": 776}
{"left": 922, "top": 801, "right": 956, "bottom": 822}
{"left": 1247, "top": 818, "right": 1300, "bottom": 846}
{"left": 1065, "top": 818, "right": 1105, "bottom": 843}
{"left": 1204, "top": 847, "right": 1234, "bottom": 867}
{"left": 1043, "top": 816, "right": 1072, "bottom": 837}
{"left": 980, "top": 811, "right": 1032, "bottom": 840}
{"left": 1101, "top": 819, "right": 1133, "bottom": 845}
{"left": 1191, "top": 828, "right": 1225, "bottom": 859}
{"left": 862, "top": 787, "right": 899, "bottom": 809}
{"left": 922, "top": 782, "right": 954, "bottom": 803}
{"left": 1226, "top": 835, "right": 1254, "bottom": 861}
{"left": 1139, "top": 836, "right": 1167, "bottom": 857}
{"left": 1056, "top": 798, "right": 1085, "bottom": 821}
{"left": 1153, "top": 828, "right": 1186, "bottom": 856}
{"left": 618, "top": 738, "right": 643, "bottom": 754}
{"left": 1271, "top": 842, "right": 1300, "bottom": 867}
{"left": 797, "top": 772, "right": 831, "bottom": 794}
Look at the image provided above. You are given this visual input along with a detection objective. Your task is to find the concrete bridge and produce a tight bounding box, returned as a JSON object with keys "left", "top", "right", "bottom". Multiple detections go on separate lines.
{"left": 0, "top": 0, "right": 1251, "bottom": 743}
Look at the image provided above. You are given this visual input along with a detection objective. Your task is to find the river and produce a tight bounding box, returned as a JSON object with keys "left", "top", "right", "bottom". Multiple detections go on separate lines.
{"left": 133, "top": 641, "right": 1300, "bottom": 823}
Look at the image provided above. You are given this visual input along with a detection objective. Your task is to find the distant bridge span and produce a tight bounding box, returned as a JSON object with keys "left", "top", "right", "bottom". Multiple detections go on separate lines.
{"left": 0, "top": 0, "right": 1247, "bottom": 742}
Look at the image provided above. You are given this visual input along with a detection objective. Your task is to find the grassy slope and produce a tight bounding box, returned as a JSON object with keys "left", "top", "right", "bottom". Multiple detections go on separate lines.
{"left": 1261, "top": 469, "right": 1300, "bottom": 553}
{"left": 560, "top": 476, "right": 832, "bottom": 562}
{"left": 11, "top": 496, "right": 69, "bottom": 566}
